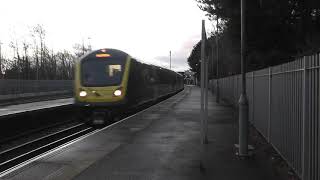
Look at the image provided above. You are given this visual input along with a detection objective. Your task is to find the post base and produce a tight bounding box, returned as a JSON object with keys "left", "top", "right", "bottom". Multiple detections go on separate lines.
{"left": 202, "top": 137, "right": 209, "bottom": 144}
{"left": 234, "top": 144, "right": 254, "bottom": 158}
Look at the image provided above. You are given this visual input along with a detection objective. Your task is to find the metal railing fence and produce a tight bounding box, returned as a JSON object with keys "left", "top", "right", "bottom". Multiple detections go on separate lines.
{"left": 210, "top": 53, "right": 319, "bottom": 180}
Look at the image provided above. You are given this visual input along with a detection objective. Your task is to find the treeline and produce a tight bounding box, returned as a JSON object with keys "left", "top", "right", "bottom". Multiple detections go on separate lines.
{"left": 188, "top": 0, "right": 320, "bottom": 79}
{"left": 0, "top": 24, "right": 91, "bottom": 80}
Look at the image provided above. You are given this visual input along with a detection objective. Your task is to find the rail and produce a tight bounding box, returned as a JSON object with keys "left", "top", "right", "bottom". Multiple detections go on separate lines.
{"left": 0, "top": 123, "right": 94, "bottom": 172}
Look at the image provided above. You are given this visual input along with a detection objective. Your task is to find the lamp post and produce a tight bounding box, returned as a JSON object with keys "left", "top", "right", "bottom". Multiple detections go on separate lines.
{"left": 200, "top": 20, "right": 208, "bottom": 144}
{"left": 82, "top": 37, "right": 91, "bottom": 55}
{"left": 87, "top": 37, "right": 92, "bottom": 50}
{"left": 238, "top": 0, "right": 249, "bottom": 156}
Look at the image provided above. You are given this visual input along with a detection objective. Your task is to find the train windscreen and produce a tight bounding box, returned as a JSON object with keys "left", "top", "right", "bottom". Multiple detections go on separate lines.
{"left": 81, "top": 58, "right": 126, "bottom": 87}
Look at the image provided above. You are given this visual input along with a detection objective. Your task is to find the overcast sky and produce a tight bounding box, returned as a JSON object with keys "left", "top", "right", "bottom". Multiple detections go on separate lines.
{"left": 0, "top": 0, "right": 212, "bottom": 71}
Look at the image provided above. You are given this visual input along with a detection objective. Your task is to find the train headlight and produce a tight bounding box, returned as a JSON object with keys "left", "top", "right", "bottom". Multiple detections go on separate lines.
{"left": 79, "top": 91, "right": 87, "bottom": 97}
{"left": 113, "top": 89, "right": 122, "bottom": 96}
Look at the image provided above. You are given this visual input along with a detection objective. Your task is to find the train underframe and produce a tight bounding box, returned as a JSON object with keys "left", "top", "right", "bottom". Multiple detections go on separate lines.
{"left": 77, "top": 105, "right": 126, "bottom": 126}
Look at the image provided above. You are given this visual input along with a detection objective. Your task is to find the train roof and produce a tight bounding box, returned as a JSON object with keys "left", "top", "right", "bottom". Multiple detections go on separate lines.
{"left": 78, "top": 48, "right": 182, "bottom": 76}
{"left": 79, "top": 48, "right": 129, "bottom": 61}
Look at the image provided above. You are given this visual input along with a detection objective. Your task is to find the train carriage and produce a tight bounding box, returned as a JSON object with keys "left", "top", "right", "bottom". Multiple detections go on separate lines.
{"left": 75, "top": 48, "right": 184, "bottom": 124}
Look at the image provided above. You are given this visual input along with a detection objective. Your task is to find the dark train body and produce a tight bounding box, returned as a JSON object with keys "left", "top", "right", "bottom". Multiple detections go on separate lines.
{"left": 74, "top": 49, "right": 184, "bottom": 124}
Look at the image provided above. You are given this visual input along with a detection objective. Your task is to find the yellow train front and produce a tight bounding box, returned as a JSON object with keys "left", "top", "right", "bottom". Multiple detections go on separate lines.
{"left": 75, "top": 49, "right": 184, "bottom": 125}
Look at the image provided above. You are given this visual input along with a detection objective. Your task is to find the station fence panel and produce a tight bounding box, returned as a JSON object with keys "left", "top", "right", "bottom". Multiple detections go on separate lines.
{"left": 0, "top": 80, "right": 73, "bottom": 100}
{"left": 210, "top": 53, "right": 319, "bottom": 180}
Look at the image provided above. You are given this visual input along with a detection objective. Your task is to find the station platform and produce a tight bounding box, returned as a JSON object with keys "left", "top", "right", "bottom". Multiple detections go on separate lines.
{"left": 1, "top": 86, "right": 275, "bottom": 180}
{"left": 0, "top": 98, "right": 74, "bottom": 117}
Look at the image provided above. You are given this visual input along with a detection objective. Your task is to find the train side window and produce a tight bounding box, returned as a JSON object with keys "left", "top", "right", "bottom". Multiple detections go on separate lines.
{"left": 142, "top": 69, "right": 150, "bottom": 84}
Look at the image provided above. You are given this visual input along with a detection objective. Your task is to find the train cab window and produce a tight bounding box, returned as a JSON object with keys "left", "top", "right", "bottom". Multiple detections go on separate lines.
{"left": 108, "top": 65, "right": 122, "bottom": 77}
{"left": 81, "top": 58, "right": 126, "bottom": 87}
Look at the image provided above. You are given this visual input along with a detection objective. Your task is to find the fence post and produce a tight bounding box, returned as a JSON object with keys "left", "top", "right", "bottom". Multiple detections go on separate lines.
{"left": 252, "top": 71, "right": 254, "bottom": 124}
{"left": 234, "top": 76, "right": 236, "bottom": 104}
{"left": 216, "top": 78, "right": 220, "bottom": 103}
{"left": 302, "top": 56, "right": 309, "bottom": 180}
{"left": 268, "top": 67, "right": 272, "bottom": 142}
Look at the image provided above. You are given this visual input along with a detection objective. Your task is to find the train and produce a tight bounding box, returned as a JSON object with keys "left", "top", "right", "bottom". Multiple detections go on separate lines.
{"left": 74, "top": 48, "right": 184, "bottom": 124}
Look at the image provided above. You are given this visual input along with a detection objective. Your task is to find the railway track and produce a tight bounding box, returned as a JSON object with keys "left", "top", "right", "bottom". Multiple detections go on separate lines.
{"left": 0, "top": 90, "right": 184, "bottom": 174}
{"left": 0, "top": 123, "right": 94, "bottom": 172}
{"left": 0, "top": 119, "right": 78, "bottom": 146}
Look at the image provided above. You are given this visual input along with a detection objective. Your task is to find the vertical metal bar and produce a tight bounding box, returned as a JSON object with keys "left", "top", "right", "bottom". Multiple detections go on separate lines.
{"left": 312, "top": 55, "right": 316, "bottom": 180}
{"left": 293, "top": 61, "right": 297, "bottom": 169}
{"left": 288, "top": 63, "right": 292, "bottom": 163}
{"left": 302, "top": 56, "right": 310, "bottom": 180}
{"left": 309, "top": 55, "right": 316, "bottom": 179}
{"left": 315, "top": 53, "right": 319, "bottom": 180}
{"left": 252, "top": 71, "right": 254, "bottom": 124}
{"left": 282, "top": 65, "right": 284, "bottom": 152}
{"left": 299, "top": 59, "right": 303, "bottom": 173}
{"left": 234, "top": 75, "right": 236, "bottom": 103}
{"left": 268, "top": 67, "right": 272, "bottom": 142}
{"left": 285, "top": 64, "right": 288, "bottom": 156}
{"left": 296, "top": 59, "right": 299, "bottom": 173}
{"left": 299, "top": 59, "right": 302, "bottom": 173}
{"left": 204, "top": 53, "right": 209, "bottom": 144}
{"left": 317, "top": 53, "right": 320, "bottom": 180}
{"left": 294, "top": 61, "right": 298, "bottom": 169}
{"left": 298, "top": 60, "right": 301, "bottom": 172}
{"left": 290, "top": 62, "right": 294, "bottom": 165}
{"left": 315, "top": 53, "right": 318, "bottom": 180}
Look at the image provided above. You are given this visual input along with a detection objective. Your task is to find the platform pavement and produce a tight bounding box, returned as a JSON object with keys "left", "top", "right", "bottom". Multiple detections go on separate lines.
{"left": 2, "top": 86, "right": 276, "bottom": 180}
{"left": 0, "top": 98, "right": 73, "bottom": 117}
{"left": 73, "top": 86, "right": 274, "bottom": 180}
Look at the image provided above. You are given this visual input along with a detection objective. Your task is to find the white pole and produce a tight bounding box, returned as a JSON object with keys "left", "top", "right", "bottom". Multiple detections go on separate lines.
{"left": 170, "top": 51, "right": 171, "bottom": 70}
{"left": 204, "top": 51, "right": 209, "bottom": 144}
{"left": 238, "top": 0, "right": 249, "bottom": 156}
{"left": 201, "top": 20, "right": 208, "bottom": 144}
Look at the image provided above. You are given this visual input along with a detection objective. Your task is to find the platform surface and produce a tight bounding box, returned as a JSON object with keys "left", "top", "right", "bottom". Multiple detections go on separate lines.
{"left": 0, "top": 98, "right": 74, "bottom": 117}
{"left": 1, "top": 86, "right": 275, "bottom": 180}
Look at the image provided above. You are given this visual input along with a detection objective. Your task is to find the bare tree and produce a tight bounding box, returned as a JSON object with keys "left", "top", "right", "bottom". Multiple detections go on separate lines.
{"left": 22, "top": 41, "right": 31, "bottom": 79}
{"left": 73, "top": 42, "right": 92, "bottom": 58}
{"left": 3, "top": 24, "right": 80, "bottom": 80}
{"left": 33, "top": 24, "right": 46, "bottom": 79}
